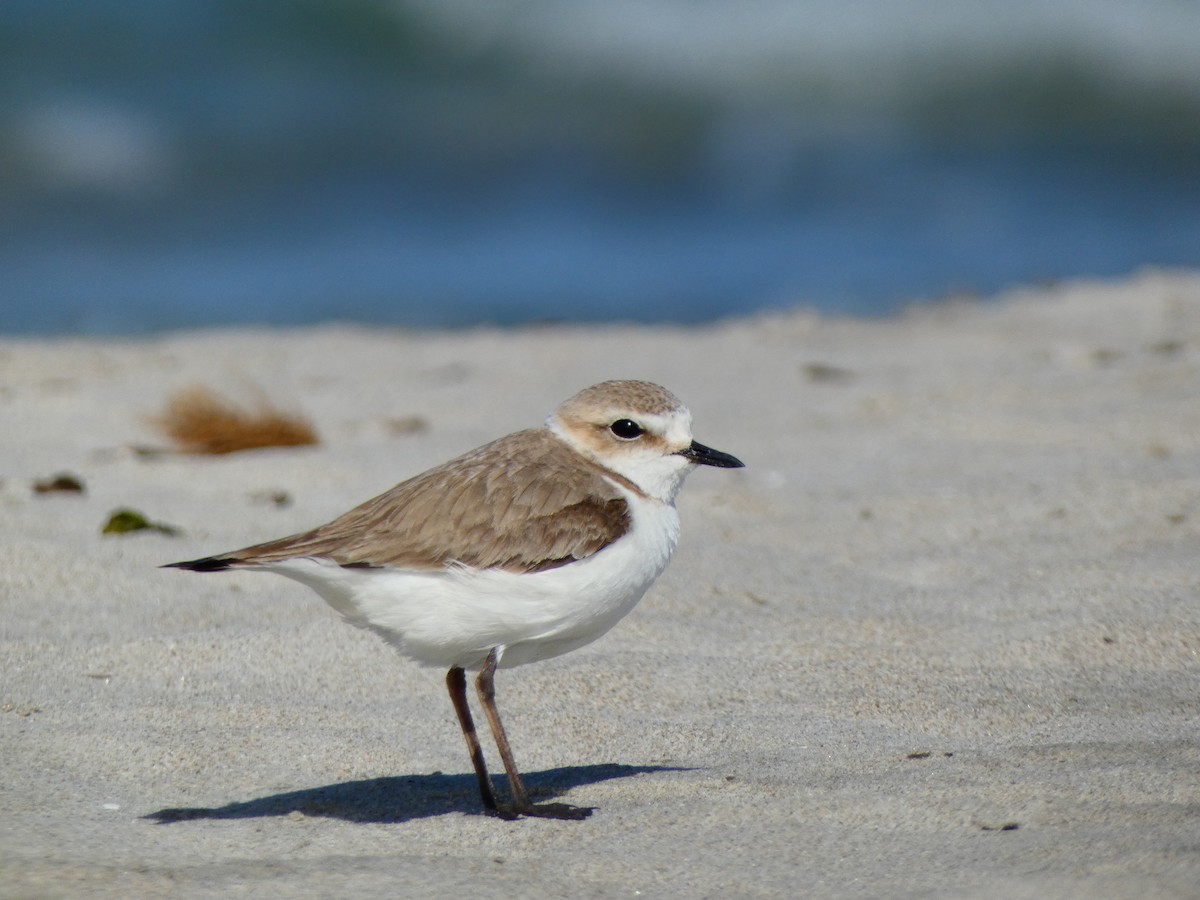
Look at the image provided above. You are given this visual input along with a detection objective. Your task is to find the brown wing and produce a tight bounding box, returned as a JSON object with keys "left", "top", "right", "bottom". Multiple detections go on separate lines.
{"left": 220, "top": 429, "right": 631, "bottom": 574}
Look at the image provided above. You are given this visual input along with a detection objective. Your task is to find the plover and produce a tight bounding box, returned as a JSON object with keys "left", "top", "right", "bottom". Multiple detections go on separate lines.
{"left": 166, "top": 380, "right": 743, "bottom": 820}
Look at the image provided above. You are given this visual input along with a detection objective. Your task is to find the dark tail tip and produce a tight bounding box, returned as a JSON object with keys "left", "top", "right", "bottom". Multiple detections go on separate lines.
{"left": 162, "top": 556, "right": 236, "bottom": 572}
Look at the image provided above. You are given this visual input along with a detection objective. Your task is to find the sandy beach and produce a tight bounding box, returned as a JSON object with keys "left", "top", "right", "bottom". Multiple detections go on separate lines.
{"left": 2, "top": 270, "right": 1198, "bottom": 898}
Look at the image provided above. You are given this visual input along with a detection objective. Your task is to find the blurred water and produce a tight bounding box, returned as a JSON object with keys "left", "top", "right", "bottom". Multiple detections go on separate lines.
{"left": 2, "top": 0, "right": 1199, "bottom": 334}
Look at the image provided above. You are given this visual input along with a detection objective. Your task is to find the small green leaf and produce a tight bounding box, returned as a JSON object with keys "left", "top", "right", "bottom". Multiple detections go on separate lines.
{"left": 102, "top": 508, "right": 181, "bottom": 537}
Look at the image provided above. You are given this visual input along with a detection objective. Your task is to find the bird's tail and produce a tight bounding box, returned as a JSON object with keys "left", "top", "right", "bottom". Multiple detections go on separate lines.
{"left": 161, "top": 555, "right": 240, "bottom": 572}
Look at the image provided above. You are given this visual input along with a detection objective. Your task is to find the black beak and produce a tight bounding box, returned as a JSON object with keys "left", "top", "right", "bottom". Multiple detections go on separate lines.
{"left": 676, "top": 440, "right": 745, "bottom": 469}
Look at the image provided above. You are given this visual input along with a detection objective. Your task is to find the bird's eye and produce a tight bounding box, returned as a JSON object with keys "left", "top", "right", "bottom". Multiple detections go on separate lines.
{"left": 609, "top": 419, "right": 643, "bottom": 440}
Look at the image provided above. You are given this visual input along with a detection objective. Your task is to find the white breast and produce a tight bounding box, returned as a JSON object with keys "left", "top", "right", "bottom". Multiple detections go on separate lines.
{"left": 259, "top": 490, "right": 681, "bottom": 670}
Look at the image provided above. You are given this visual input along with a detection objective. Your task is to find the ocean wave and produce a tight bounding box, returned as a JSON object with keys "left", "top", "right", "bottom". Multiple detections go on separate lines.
{"left": 1, "top": 1, "right": 1198, "bottom": 331}
{"left": 3, "top": 0, "right": 1200, "bottom": 189}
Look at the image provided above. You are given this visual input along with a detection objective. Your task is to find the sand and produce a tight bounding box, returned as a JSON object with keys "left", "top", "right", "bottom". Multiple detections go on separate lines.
{"left": 2, "top": 270, "right": 1198, "bottom": 898}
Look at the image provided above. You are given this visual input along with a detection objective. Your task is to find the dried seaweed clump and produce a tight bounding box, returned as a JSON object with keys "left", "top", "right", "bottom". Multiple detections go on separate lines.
{"left": 155, "top": 386, "right": 318, "bottom": 455}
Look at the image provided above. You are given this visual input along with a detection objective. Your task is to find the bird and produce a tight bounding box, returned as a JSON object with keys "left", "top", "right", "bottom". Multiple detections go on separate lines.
{"left": 165, "top": 380, "right": 744, "bottom": 820}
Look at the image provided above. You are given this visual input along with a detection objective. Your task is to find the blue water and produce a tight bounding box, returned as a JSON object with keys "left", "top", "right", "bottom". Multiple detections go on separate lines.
{"left": 3, "top": 1, "right": 1199, "bottom": 334}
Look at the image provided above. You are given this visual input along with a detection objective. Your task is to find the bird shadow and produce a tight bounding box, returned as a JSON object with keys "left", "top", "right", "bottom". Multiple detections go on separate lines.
{"left": 145, "top": 764, "right": 685, "bottom": 824}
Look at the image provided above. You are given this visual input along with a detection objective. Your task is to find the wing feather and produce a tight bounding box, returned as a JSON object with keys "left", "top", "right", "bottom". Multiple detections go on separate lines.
{"left": 219, "top": 429, "right": 631, "bottom": 573}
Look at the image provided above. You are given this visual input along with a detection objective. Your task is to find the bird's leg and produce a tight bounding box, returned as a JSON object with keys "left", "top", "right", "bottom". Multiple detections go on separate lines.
{"left": 475, "top": 648, "right": 593, "bottom": 820}
{"left": 474, "top": 650, "right": 532, "bottom": 810}
{"left": 445, "top": 666, "right": 506, "bottom": 817}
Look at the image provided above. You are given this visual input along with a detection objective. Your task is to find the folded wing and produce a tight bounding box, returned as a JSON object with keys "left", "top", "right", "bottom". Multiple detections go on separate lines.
{"left": 167, "top": 429, "right": 631, "bottom": 575}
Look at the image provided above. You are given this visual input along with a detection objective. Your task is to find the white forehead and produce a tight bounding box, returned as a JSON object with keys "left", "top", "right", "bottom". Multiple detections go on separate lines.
{"left": 631, "top": 408, "right": 693, "bottom": 445}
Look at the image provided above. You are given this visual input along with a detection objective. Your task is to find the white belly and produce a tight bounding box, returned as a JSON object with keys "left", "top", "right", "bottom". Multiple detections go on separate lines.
{"left": 260, "top": 494, "right": 680, "bottom": 670}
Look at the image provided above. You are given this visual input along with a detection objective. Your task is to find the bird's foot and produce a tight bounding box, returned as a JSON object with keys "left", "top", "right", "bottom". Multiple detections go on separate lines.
{"left": 521, "top": 801, "right": 594, "bottom": 820}
{"left": 488, "top": 801, "right": 594, "bottom": 821}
